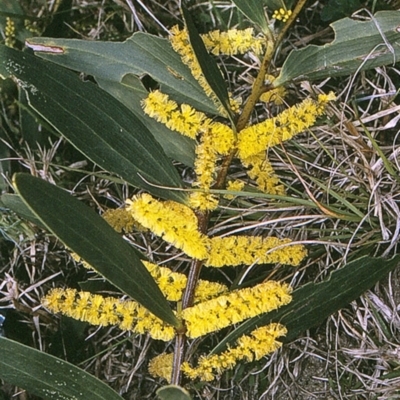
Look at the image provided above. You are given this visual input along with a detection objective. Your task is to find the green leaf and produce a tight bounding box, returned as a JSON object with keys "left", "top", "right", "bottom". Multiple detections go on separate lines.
{"left": 25, "top": 32, "right": 219, "bottom": 116}
{"left": 13, "top": 173, "right": 180, "bottom": 327}
{"left": 231, "top": 0, "right": 268, "bottom": 32}
{"left": 1, "top": 193, "right": 45, "bottom": 229}
{"left": 97, "top": 75, "right": 195, "bottom": 167}
{"left": 0, "top": 45, "right": 187, "bottom": 204}
{"left": 320, "top": 0, "right": 362, "bottom": 22}
{"left": 0, "top": 337, "right": 124, "bottom": 400}
{"left": 275, "top": 11, "right": 400, "bottom": 86}
{"left": 211, "top": 255, "right": 400, "bottom": 354}
{"left": 181, "top": 5, "right": 233, "bottom": 121}
{"left": 157, "top": 385, "right": 192, "bottom": 400}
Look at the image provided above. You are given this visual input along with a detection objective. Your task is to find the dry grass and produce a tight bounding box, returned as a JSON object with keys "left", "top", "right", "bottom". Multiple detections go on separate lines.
{"left": 1, "top": 0, "right": 400, "bottom": 399}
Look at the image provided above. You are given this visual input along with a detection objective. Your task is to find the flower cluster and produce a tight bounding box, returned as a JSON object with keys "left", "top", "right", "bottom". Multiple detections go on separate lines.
{"left": 272, "top": 8, "right": 293, "bottom": 22}
{"left": 41, "top": 23, "right": 333, "bottom": 384}
{"left": 143, "top": 66, "right": 335, "bottom": 210}
{"left": 5, "top": 17, "right": 16, "bottom": 48}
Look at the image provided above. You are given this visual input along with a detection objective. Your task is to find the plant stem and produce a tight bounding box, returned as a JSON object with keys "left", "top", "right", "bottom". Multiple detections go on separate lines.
{"left": 172, "top": 212, "right": 208, "bottom": 385}
{"left": 236, "top": 40, "right": 274, "bottom": 132}
{"left": 171, "top": 332, "right": 186, "bottom": 384}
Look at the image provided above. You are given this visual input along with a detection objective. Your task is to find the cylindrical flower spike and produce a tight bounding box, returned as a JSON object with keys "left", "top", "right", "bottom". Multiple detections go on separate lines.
{"left": 242, "top": 152, "right": 285, "bottom": 195}
{"left": 181, "top": 281, "right": 292, "bottom": 338}
{"left": 181, "top": 323, "right": 288, "bottom": 381}
{"left": 42, "top": 288, "right": 176, "bottom": 341}
{"left": 142, "top": 90, "right": 209, "bottom": 139}
{"left": 237, "top": 93, "right": 336, "bottom": 160}
{"left": 169, "top": 26, "right": 241, "bottom": 117}
{"left": 148, "top": 353, "right": 174, "bottom": 383}
{"left": 126, "top": 193, "right": 210, "bottom": 260}
{"left": 206, "top": 235, "right": 307, "bottom": 268}
{"left": 201, "top": 28, "right": 265, "bottom": 56}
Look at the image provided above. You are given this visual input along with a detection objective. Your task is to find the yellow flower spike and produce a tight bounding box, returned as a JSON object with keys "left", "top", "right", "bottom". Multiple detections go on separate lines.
{"left": 148, "top": 353, "right": 174, "bottom": 383}
{"left": 143, "top": 260, "right": 188, "bottom": 302}
{"left": 142, "top": 90, "right": 209, "bottom": 139}
{"left": 42, "top": 289, "right": 175, "bottom": 341}
{"left": 193, "top": 280, "right": 228, "bottom": 303}
{"left": 237, "top": 93, "right": 335, "bottom": 160}
{"left": 200, "top": 28, "right": 264, "bottom": 56}
{"left": 242, "top": 152, "right": 285, "bottom": 195}
{"left": 181, "top": 281, "right": 292, "bottom": 338}
{"left": 188, "top": 191, "right": 219, "bottom": 211}
{"left": 126, "top": 193, "right": 210, "bottom": 260}
{"left": 193, "top": 133, "right": 218, "bottom": 190}
{"left": 206, "top": 235, "right": 307, "bottom": 268}
{"left": 181, "top": 323, "right": 287, "bottom": 381}
{"left": 224, "top": 180, "right": 245, "bottom": 199}
{"left": 169, "top": 26, "right": 240, "bottom": 117}
{"left": 102, "top": 208, "right": 143, "bottom": 233}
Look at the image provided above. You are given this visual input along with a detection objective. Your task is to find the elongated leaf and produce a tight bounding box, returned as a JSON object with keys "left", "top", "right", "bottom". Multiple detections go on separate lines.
{"left": 1, "top": 193, "right": 45, "bottom": 229}
{"left": 0, "top": 45, "right": 187, "bottom": 203}
{"left": 97, "top": 75, "right": 195, "bottom": 167}
{"left": 157, "top": 385, "right": 192, "bottom": 400}
{"left": 181, "top": 5, "right": 233, "bottom": 121}
{"left": 231, "top": 0, "right": 268, "bottom": 32}
{"left": 25, "top": 32, "right": 219, "bottom": 116}
{"left": 211, "top": 255, "right": 400, "bottom": 354}
{"left": 13, "top": 173, "right": 180, "bottom": 327}
{"left": 0, "top": 337, "right": 124, "bottom": 400}
{"left": 275, "top": 11, "right": 400, "bottom": 86}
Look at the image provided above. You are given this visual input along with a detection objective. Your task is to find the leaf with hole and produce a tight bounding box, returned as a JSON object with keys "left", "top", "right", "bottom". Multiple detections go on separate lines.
{"left": 0, "top": 45, "right": 187, "bottom": 203}
{"left": 25, "top": 32, "right": 219, "bottom": 116}
{"left": 274, "top": 11, "right": 400, "bottom": 86}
